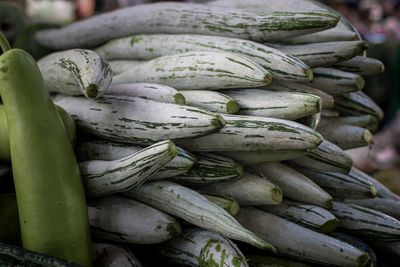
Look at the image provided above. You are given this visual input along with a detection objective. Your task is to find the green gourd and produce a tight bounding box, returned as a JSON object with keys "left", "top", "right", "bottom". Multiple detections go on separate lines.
{"left": 0, "top": 32, "right": 92, "bottom": 266}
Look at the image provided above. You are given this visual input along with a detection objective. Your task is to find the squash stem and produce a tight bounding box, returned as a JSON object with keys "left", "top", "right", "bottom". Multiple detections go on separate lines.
{"left": 0, "top": 32, "right": 11, "bottom": 54}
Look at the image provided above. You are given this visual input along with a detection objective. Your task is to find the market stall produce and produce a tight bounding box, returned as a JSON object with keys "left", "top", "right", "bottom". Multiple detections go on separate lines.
{"left": 0, "top": 1, "right": 398, "bottom": 266}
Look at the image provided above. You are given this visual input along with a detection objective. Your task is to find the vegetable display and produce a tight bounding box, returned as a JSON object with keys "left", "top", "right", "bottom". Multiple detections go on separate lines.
{"left": 0, "top": 0, "right": 397, "bottom": 266}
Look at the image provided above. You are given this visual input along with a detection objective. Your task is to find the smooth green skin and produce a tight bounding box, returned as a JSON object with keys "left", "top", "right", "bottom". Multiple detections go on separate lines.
{"left": 0, "top": 105, "right": 76, "bottom": 163}
{"left": 0, "top": 45, "right": 92, "bottom": 266}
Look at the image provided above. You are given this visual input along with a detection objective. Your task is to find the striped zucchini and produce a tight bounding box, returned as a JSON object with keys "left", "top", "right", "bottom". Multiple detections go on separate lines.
{"left": 35, "top": 2, "right": 340, "bottom": 49}
{"left": 80, "top": 140, "right": 177, "bottom": 197}
{"left": 96, "top": 34, "right": 312, "bottom": 82}
{"left": 37, "top": 49, "right": 112, "bottom": 98}
{"left": 331, "top": 202, "right": 400, "bottom": 241}
{"left": 334, "top": 91, "right": 384, "bottom": 121}
{"left": 201, "top": 193, "right": 240, "bottom": 216}
{"left": 111, "top": 51, "right": 272, "bottom": 90}
{"left": 332, "top": 56, "right": 385, "bottom": 76}
{"left": 94, "top": 244, "right": 142, "bottom": 267}
{"left": 259, "top": 200, "right": 338, "bottom": 233}
{"left": 270, "top": 41, "right": 368, "bottom": 67}
{"left": 223, "top": 89, "right": 322, "bottom": 120}
{"left": 210, "top": 0, "right": 358, "bottom": 45}
{"left": 0, "top": 242, "right": 81, "bottom": 267}
{"left": 318, "top": 115, "right": 379, "bottom": 133}
{"left": 180, "top": 90, "right": 239, "bottom": 114}
{"left": 289, "top": 140, "right": 353, "bottom": 174}
{"left": 344, "top": 198, "right": 400, "bottom": 221}
{"left": 158, "top": 228, "right": 248, "bottom": 267}
{"left": 88, "top": 195, "right": 181, "bottom": 244}
{"left": 321, "top": 108, "right": 340, "bottom": 117}
{"left": 75, "top": 140, "right": 196, "bottom": 180}
{"left": 267, "top": 81, "right": 335, "bottom": 109}
{"left": 210, "top": 0, "right": 334, "bottom": 13}
{"left": 330, "top": 232, "right": 377, "bottom": 267}
{"left": 192, "top": 172, "right": 283, "bottom": 206}
{"left": 218, "top": 149, "right": 308, "bottom": 165}
{"left": 350, "top": 167, "right": 400, "bottom": 201}
{"left": 54, "top": 95, "right": 224, "bottom": 146}
{"left": 210, "top": 0, "right": 362, "bottom": 42}
{"left": 245, "top": 254, "right": 312, "bottom": 267}
{"left": 177, "top": 114, "right": 323, "bottom": 152}
{"left": 282, "top": 29, "right": 359, "bottom": 44}
{"left": 108, "top": 60, "right": 143, "bottom": 75}
{"left": 249, "top": 162, "right": 332, "bottom": 208}
{"left": 311, "top": 67, "right": 365, "bottom": 95}
{"left": 337, "top": 13, "right": 363, "bottom": 42}
{"left": 107, "top": 83, "right": 186, "bottom": 104}
{"left": 295, "top": 112, "right": 321, "bottom": 130}
{"left": 172, "top": 153, "right": 244, "bottom": 184}
{"left": 296, "top": 168, "right": 377, "bottom": 199}
{"left": 236, "top": 207, "right": 370, "bottom": 267}
{"left": 317, "top": 125, "right": 374, "bottom": 150}
{"left": 211, "top": 0, "right": 327, "bottom": 9}
{"left": 123, "top": 181, "right": 276, "bottom": 252}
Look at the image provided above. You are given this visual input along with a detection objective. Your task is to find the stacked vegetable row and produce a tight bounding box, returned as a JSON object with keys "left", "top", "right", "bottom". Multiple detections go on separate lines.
{"left": 0, "top": 0, "right": 398, "bottom": 266}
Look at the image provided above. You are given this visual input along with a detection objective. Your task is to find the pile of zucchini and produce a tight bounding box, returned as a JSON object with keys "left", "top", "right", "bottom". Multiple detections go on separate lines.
{"left": 1, "top": 0, "right": 398, "bottom": 266}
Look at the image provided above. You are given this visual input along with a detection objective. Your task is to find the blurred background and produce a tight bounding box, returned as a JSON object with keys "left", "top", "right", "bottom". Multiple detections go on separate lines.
{"left": 1, "top": 0, "right": 400, "bottom": 191}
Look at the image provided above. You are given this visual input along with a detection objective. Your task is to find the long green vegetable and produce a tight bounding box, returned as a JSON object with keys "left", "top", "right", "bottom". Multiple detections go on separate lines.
{"left": 75, "top": 140, "right": 196, "bottom": 180}
{"left": 318, "top": 115, "right": 379, "bottom": 133}
{"left": 177, "top": 114, "right": 323, "bottom": 152}
{"left": 332, "top": 56, "right": 385, "bottom": 76}
{"left": 0, "top": 32, "right": 92, "bottom": 266}
{"left": 236, "top": 207, "right": 369, "bottom": 267}
{"left": 96, "top": 34, "right": 312, "bottom": 81}
{"left": 124, "top": 180, "right": 276, "bottom": 252}
{"left": 88, "top": 196, "right": 181, "bottom": 244}
{"left": 267, "top": 81, "right": 335, "bottom": 109}
{"left": 111, "top": 51, "right": 272, "bottom": 90}
{"left": 250, "top": 162, "right": 332, "bottom": 208}
{"left": 34, "top": 2, "right": 339, "bottom": 49}
{"left": 224, "top": 89, "right": 322, "bottom": 120}
{"left": 259, "top": 200, "right": 338, "bottom": 233}
{"left": 192, "top": 172, "right": 283, "bottom": 206}
{"left": 172, "top": 153, "right": 243, "bottom": 184}
{"left": 334, "top": 91, "right": 384, "bottom": 121}
{"left": 180, "top": 90, "right": 240, "bottom": 114}
{"left": 37, "top": 49, "right": 113, "bottom": 98}
{"left": 271, "top": 41, "right": 368, "bottom": 67}
{"left": 332, "top": 202, "right": 400, "bottom": 241}
{"left": 54, "top": 95, "right": 224, "bottom": 146}
{"left": 80, "top": 140, "right": 178, "bottom": 196}
{"left": 289, "top": 140, "right": 353, "bottom": 174}
{"left": 158, "top": 228, "right": 249, "bottom": 267}
{"left": 310, "top": 67, "right": 365, "bottom": 95}
{"left": 94, "top": 244, "right": 143, "bottom": 267}
{"left": 0, "top": 104, "right": 76, "bottom": 163}
{"left": 317, "top": 124, "right": 374, "bottom": 150}
{"left": 296, "top": 168, "right": 377, "bottom": 199}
